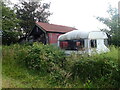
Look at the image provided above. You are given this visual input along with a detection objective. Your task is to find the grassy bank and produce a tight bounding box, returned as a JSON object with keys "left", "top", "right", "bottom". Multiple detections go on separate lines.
{"left": 2, "top": 43, "right": 120, "bottom": 88}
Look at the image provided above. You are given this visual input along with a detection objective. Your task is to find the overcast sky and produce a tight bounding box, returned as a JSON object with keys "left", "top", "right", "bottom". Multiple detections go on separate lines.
{"left": 11, "top": 0, "right": 119, "bottom": 31}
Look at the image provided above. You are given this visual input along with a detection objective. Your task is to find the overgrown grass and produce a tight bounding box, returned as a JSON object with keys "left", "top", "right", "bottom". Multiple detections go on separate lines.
{"left": 2, "top": 43, "right": 119, "bottom": 88}
{"left": 2, "top": 44, "right": 49, "bottom": 88}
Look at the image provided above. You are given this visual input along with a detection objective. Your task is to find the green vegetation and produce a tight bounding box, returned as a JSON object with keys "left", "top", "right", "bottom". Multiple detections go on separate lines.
{"left": 2, "top": 43, "right": 119, "bottom": 88}
{"left": 14, "top": 0, "right": 52, "bottom": 36}
{"left": 96, "top": 5, "right": 120, "bottom": 46}
{"left": 2, "top": 2, "right": 21, "bottom": 45}
{"left": 2, "top": 0, "right": 52, "bottom": 45}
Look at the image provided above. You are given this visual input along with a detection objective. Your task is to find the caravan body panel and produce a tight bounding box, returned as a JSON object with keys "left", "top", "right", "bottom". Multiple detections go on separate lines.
{"left": 58, "top": 30, "right": 109, "bottom": 55}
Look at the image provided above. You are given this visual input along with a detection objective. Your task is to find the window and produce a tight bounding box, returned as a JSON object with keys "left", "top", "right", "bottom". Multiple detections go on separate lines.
{"left": 90, "top": 40, "right": 97, "bottom": 48}
{"left": 60, "top": 39, "right": 85, "bottom": 50}
{"left": 67, "top": 40, "right": 77, "bottom": 50}
{"left": 76, "top": 39, "right": 84, "bottom": 50}
{"left": 60, "top": 41, "right": 68, "bottom": 49}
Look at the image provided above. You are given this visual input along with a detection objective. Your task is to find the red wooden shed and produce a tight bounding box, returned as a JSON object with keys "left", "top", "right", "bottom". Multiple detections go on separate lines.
{"left": 28, "top": 22, "right": 77, "bottom": 45}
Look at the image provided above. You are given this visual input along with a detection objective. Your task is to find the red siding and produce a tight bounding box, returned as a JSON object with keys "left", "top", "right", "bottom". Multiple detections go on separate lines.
{"left": 48, "top": 33, "right": 62, "bottom": 44}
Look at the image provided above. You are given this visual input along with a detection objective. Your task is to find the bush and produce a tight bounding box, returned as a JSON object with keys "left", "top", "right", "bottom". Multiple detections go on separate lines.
{"left": 70, "top": 46, "right": 119, "bottom": 87}
{"left": 3, "top": 44, "right": 119, "bottom": 88}
{"left": 71, "top": 59, "right": 113, "bottom": 82}
{"left": 22, "top": 43, "right": 66, "bottom": 74}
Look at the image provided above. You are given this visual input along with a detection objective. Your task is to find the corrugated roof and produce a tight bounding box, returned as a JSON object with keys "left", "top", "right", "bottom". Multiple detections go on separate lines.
{"left": 36, "top": 22, "right": 77, "bottom": 33}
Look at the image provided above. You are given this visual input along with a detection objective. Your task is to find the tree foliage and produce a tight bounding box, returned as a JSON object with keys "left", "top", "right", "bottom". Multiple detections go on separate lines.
{"left": 14, "top": 0, "right": 52, "bottom": 36}
{"left": 2, "top": 2, "right": 21, "bottom": 45}
{"left": 2, "top": 3, "right": 20, "bottom": 30}
{"left": 1, "top": 0, "right": 52, "bottom": 45}
{"left": 96, "top": 5, "right": 120, "bottom": 46}
{"left": 2, "top": 30, "right": 20, "bottom": 45}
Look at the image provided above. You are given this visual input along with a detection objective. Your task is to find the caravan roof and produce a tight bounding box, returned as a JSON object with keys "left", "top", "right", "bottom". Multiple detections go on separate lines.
{"left": 58, "top": 30, "right": 108, "bottom": 41}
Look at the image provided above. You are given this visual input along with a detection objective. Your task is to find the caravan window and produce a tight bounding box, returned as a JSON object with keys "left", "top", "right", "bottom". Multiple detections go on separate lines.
{"left": 76, "top": 39, "right": 84, "bottom": 50}
{"left": 90, "top": 40, "right": 97, "bottom": 48}
{"left": 60, "top": 39, "right": 85, "bottom": 50}
{"left": 60, "top": 41, "right": 68, "bottom": 49}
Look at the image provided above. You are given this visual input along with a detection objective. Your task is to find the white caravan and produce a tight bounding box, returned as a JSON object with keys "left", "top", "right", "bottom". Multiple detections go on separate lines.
{"left": 58, "top": 30, "right": 110, "bottom": 55}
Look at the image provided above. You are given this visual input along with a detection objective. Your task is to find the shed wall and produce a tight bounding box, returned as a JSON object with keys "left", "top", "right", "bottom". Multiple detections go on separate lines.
{"left": 48, "top": 33, "right": 62, "bottom": 45}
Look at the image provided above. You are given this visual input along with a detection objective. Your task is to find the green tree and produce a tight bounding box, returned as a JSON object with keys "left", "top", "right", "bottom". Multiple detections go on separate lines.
{"left": 15, "top": 0, "right": 52, "bottom": 36}
{"left": 96, "top": 5, "right": 120, "bottom": 46}
{"left": 2, "top": 2, "right": 21, "bottom": 45}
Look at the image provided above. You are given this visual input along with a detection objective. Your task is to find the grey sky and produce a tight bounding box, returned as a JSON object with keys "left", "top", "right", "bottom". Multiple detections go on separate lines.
{"left": 10, "top": 0, "right": 119, "bottom": 31}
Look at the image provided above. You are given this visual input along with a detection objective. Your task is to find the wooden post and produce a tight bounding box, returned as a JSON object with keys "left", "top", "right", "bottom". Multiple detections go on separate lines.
{"left": 45, "top": 33, "right": 49, "bottom": 44}
{"left": 119, "top": 1, "right": 120, "bottom": 17}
